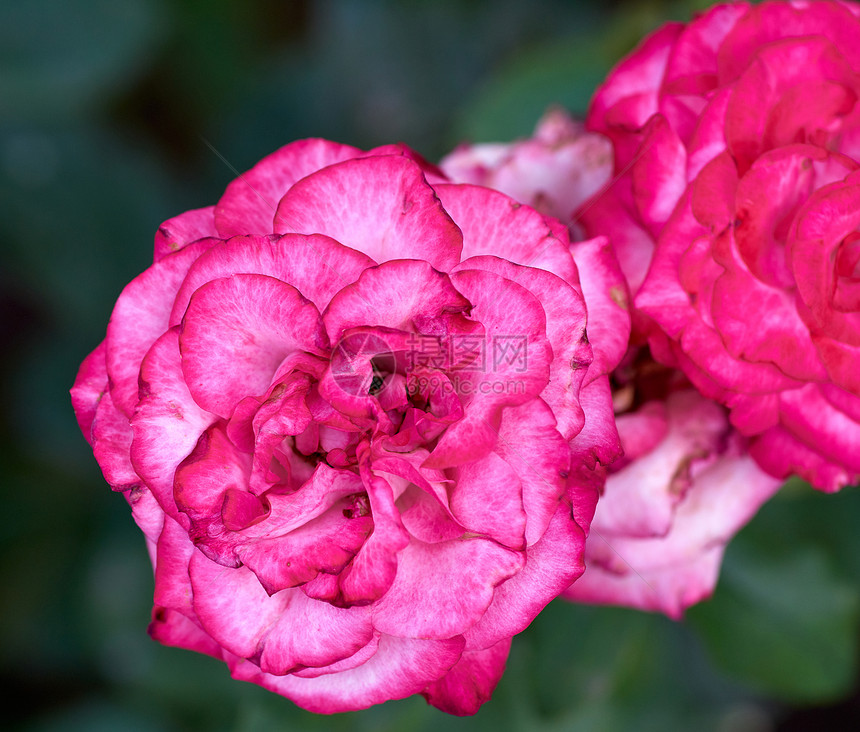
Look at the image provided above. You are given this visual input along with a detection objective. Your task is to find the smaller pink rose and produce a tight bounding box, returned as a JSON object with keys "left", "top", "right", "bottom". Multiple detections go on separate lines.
{"left": 582, "top": 0, "right": 860, "bottom": 490}
{"left": 565, "top": 357, "right": 780, "bottom": 618}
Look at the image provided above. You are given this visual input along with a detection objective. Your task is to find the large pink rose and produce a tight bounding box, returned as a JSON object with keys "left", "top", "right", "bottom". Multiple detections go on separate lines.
{"left": 71, "top": 139, "right": 628, "bottom": 714}
{"left": 583, "top": 0, "right": 860, "bottom": 490}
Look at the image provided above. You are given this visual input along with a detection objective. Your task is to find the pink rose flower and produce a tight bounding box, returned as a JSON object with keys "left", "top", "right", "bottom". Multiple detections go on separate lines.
{"left": 441, "top": 108, "right": 613, "bottom": 240}
{"left": 583, "top": 0, "right": 860, "bottom": 490}
{"left": 71, "top": 139, "right": 629, "bottom": 714}
{"left": 564, "top": 354, "right": 780, "bottom": 617}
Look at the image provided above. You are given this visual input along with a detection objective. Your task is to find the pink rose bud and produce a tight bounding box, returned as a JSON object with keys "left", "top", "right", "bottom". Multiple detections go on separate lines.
{"left": 71, "top": 139, "right": 629, "bottom": 714}
{"left": 583, "top": 0, "right": 860, "bottom": 491}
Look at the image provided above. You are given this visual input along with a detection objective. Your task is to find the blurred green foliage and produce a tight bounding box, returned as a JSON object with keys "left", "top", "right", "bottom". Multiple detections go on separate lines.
{"left": 2, "top": 0, "right": 859, "bottom": 730}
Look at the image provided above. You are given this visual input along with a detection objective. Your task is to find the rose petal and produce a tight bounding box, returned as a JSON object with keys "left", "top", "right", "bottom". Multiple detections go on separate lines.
{"left": 153, "top": 206, "right": 218, "bottom": 262}
{"left": 170, "top": 234, "right": 374, "bottom": 324}
{"left": 422, "top": 638, "right": 512, "bottom": 716}
{"left": 179, "top": 274, "right": 328, "bottom": 418}
{"left": 229, "top": 634, "right": 465, "bottom": 714}
{"left": 371, "top": 537, "right": 523, "bottom": 639}
{"left": 274, "top": 156, "right": 463, "bottom": 271}
{"left": 106, "top": 239, "right": 216, "bottom": 416}
{"left": 131, "top": 328, "right": 216, "bottom": 524}
{"left": 214, "top": 138, "right": 363, "bottom": 237}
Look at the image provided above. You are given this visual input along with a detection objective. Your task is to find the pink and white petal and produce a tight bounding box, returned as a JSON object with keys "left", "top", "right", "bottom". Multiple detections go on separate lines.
{"left": 235, "top": 506, "right": 373, "bottom": 595}
{"left": 632, "top": 115, "right": 688, "bottom": 237}
{"left": 91, "top": 390, "right": 139, "bottom": 490}
{"left": 131, "top": 328, "right": 216, "bottom": 523}
{"left": 396, "top": 484, "right": 465, "bottom": 544}
{"left": 494, "top": 399, "right": 570, "bottom": 546}
{"left": 451, "top": 452, "right": 526, "bottom": 549}
{"left": 791, "top": 171, "right": 860, "bottom": 339}
{"left": 152, "top": 514, "right": 199, "bottom": 617}
{"left": 678, "top": 315, "right": 803, "bottom": 395}
{"left": 428, "top": 269, "right": 552, "bottom": 467}
{"left": 322, "top": 259, "right": 470, "bottom": 343}
{"left": 334, "top": 455, "right": 410, "bottom": 605}
{"left": 570, "top": 452, "right": 780, "bottom": 618}
{"left": 129, "top": 486, "right": 165, "bottom": 548}
{"left": 566, "top": 463, "right": 604, "bottom": 538}
{"left": 576, "top": 185, "right": 656, "bottom": 296}
{"left": 153, "top": 206, "right": 218, "bottom": 262}
{"left": 149, "top": 607, "right": 225, "bottom": 660}
{"left": 726, "top": 392, "right": 780, "bottom": 436}
{"left": 725, "top": 37, "right": 858, "bottom": 173}
{"left": 570, "top": 235, "right": 631, "bottom": 381}
{"left": 435, "top": 183, "right": 578, "bottom": 281}
{"left": 173, "top": 424, "right": 252, "bottom": 527}
{"left": 595, "top": 392, "right": 731, "bottom": 539}
{"left": 731, "top": 145, "right": 855, "bottom": 291}
{"left": 106, "top": 239, "right": 216, "bottom": 416}
{"left": 244, "top": 463, "right": 365, "bottom": 538}
{"left": 179, "top": 274, "right": 327, "bottom": 418}
{"left": 422, "top": 638, "right": 512, "bottom": 716}
{"left": 587, "top": 23, "right": 683, "bottom": 139}
{"left": 83, "top": 409, "right": 131, "bottom": 500}
{"left": 423, "top": 399, "right": 504, "bottom": 470}
{"left": 661, "top": 3, "right": 747, "bottom": 98}
{"left": 189, "top": 551, "right": 292, "bottom": 659}
{"left": 686, "top": 92, "right": 733, "bottom": 181}
{"left": 611, "top": 401, "right": 669, "bottom": 469}
{"left": 170, "top": 234, "right": 374, "bottom": 324}
{"left": 778, "top": 384, "right": 860, "bottom": 477}
{"left": 371, "top": 538, "right": 523, "bottom": 640}
{"left": 478, "top": 118, "right": 613, "bottom": 225}
{"left": 750, "top": 424, "right": 856, "bottom": 493}
{"left": 453, "top": 254, "right": 590, "bottom": 439}
{"left": 70, "top": 341, "right": 108, "bottom": 443}
{"left": 214, "top": 138, "right": 363, "bottom": 237}
{"left": 371, "top": 453, "right": 463, "bottom": 543}
{"left": 821, "top": 382, "right": 860, "bottom": 423}
{"left": 464, "top": 505, "right": 586, "bottom": 651}
{"left": 229, "top": 634, "right": 465, "bottom": 714}
{"left": 274, "top": 156, "right": 463, "bottom": 271}
{"left": 439, "top": 142, "right": 510, "bottom": 187}
{"left": 290, "top": 633, "right": 380, "bottom": 678}
{"left": 635, "top": 193, "right": 710, "bottom": 339}
{"left": 568, "top": 377, "right": 622, "bottom": 469}
{"left": 567, "top": 545, "right": 724, "bottom": 620}
{"left": 258, "top": 591, "right": 373, "bottom": 675}
{"left": 642, "top": 452, "right": 779, "bottom": 572}
{"left": 711, "top": 247, "right": 825, "bottom": 381}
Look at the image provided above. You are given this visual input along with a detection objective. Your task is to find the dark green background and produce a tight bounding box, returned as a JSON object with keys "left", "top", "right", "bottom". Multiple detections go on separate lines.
{"left": 2, "top": 0, "right": 859, "bottom": 729}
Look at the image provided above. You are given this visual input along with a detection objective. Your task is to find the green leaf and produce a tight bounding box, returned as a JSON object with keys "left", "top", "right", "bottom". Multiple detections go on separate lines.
{"left": 688, "top": 487, "right": 860, "bottom": 703}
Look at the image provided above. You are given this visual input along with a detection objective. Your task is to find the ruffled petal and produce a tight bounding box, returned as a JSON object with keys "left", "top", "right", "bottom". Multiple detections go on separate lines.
{"left": 274, "top": 156, "right": 463, "bottom": 271}
{"left": 179, "top": 274, "right": 328, "bottom": 418}
{"left": 229, "top": 633, "right": 465, "bottom": 714}
{"left": 106, "top": 239, "right": 216, "bottom": 416}
{"left": 153, "top": 206, "right": 218, "bottom": 262}
{"left": 422, "top": 638, "right": 512, "bottom": 716}
{"left": 214, "top": 138, "right": 363, "bottom": 237}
